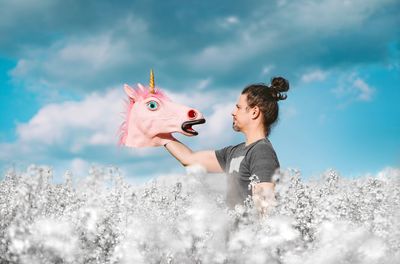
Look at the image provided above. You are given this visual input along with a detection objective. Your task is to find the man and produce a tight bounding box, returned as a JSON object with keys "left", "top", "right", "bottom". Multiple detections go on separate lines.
{"left": 161, "top": 77, "right": 289, "bottom": 214}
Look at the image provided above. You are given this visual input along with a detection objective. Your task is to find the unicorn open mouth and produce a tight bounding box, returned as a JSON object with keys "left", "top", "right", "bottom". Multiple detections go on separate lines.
{"left": 181, "top": 119, "right": 206, "bottom": 135}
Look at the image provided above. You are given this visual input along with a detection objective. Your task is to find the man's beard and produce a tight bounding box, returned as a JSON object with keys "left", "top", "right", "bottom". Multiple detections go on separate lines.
{"left": 232, "top": 121, "right": 240, "bottom": 132}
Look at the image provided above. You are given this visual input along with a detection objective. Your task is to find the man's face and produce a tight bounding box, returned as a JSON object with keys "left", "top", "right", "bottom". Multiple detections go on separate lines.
{"left": 231, "top": 94, "right": 251, "bottom": 132}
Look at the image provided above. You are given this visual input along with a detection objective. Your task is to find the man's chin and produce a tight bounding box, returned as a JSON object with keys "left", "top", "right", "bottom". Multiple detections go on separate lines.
{"left": 232, "top": 123, "right": 240, "bottom": 132}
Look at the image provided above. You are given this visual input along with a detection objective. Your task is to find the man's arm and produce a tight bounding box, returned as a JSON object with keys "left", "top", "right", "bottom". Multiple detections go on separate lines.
{"left": 164, "top": 139, "right": 223, "bottom": 173}
{"left": 248, "top": 144, "right": 279, "bottom": 216}
{"left": 252, "top": 182, "right": 276, "bottom": 217}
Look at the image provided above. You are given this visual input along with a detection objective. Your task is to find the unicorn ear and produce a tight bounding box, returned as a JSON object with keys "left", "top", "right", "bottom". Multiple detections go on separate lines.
{"left": 137, "top": 83, "right": 146, "bottom": 91}
{"left": 124, "top": 84, "right": 136, "bottom": 100}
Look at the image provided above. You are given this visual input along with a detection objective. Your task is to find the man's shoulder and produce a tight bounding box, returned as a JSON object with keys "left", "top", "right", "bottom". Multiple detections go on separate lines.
{"left": 251, "top": 138, "right": 274, "bottom": 150}
{"left": 215, "top": 141, "right": 245, "bottom": 157}
{"left": 233, "top": 141, "right": 246, "bottom": 148}
{"left": 246, "top": 139, "right": 276, "bottom": 158}
{"left": 220, "top": 142, "right": 245, "bottom": 151}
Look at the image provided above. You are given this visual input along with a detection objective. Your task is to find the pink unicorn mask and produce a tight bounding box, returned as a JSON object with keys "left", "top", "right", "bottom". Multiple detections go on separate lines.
{"left": 119, "top": 70, "right": 206, "bottom": 147}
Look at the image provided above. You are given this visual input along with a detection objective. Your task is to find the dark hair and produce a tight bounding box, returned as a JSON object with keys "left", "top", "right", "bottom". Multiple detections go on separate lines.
{"left": 242, "top": 76, "right": 289, "bottom": 136}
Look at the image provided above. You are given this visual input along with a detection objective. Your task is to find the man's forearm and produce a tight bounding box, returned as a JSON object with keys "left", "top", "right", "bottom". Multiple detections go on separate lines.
{"left": 164, "top": 139, "right": 194, "bottom": 166}
{"left": 253, "top": 193, "right": 276, "bottom": 217}
{"left": 252, "top": 183, "right": 276, "bottom": 217}
{"left": 163, "top": 138, "right": 222, "bottom": 173}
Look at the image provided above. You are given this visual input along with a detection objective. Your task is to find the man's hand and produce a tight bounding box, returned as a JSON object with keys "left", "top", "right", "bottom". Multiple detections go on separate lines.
{"left": 252, "top": 182, "right": 276, "bottom": 217}
{"left": 152, "top": 133, "right": 176, "bottom": 147}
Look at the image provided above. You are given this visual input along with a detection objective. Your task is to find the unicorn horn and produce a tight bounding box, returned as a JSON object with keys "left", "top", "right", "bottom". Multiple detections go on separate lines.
{"left": 149, "top": 69, "right": 155, "bottom": 94}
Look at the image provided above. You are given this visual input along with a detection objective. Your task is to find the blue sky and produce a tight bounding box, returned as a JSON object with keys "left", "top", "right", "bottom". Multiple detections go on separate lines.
{"left": 1, "top": 0, "right": 399, "bottom": 180}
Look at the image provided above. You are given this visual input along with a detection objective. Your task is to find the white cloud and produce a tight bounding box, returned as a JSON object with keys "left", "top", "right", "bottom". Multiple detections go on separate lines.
{"left": 198, "top": 103, "right": 236, "bottom": 146}
{"left": 54, "top": 35, "right": 123, "bottom": 69}
{"left": 286, "top": 0, "right": 397, "bottom": 34}
{"left": 332, "top": 74, "right": 375, "bottom": 104}
{"left": 166, "top": 88, "right": 229, "bottom": 112}
{"left": 0, "top": 0, "right": 53, "bottom": 25}
{"left": 261, "top": 65, "right": 275, "bottom": 76}
{"left": 353, "top": 78, "right": 374, "bottom": 101}
{"left": 301, "top": 70, "right": 327, "bottom": 83}
{"left": 277, "top": 0, "right": 287, "bottom": 7}
{"left": 3, "top": 86, "right": 240, "bottom": 174}
{"left": 16, "top": 88, "right": 123, "bottom": 149}
{"left": 190, "top": 30, "right": 277, "bottom": 70}
{"left": 13, "top": 85, "right": 238, "bottom": 152}
{"left": 218, "top": 16, "right": 240, "bottom": 29}
{"left": 69, "top": 158, "right": 90, "bottom": 177}
{"left": 10, "top": 15, "right": 149, "bottom": 92}
{"left": 188, "top": 0, "right": 396, "bottom": 73}
{"left": 12, "top": 35, "right": 121, "bottom": 79}
{"left": 194, "top": 77, "right": 212, "bottom": 90}
{"left": 225, "top": 16, "right": 239, "bottom": 24}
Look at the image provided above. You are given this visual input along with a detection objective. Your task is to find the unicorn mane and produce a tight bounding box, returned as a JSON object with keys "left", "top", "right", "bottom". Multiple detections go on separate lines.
{"left": 118, "top": 84, "right": 169, "bottom": 146}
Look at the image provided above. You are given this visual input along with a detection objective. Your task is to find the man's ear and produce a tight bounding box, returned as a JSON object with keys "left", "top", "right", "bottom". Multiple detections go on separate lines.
{"left": 251, "top": 106, "right": 261, "bottom": 119}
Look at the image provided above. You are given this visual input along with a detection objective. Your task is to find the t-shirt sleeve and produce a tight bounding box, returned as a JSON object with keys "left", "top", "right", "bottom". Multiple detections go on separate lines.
{"left": 215, "top": 145, "right": 234, "bottom": 172}
{"left": 249, "top": 144, "right": 279, "bottom": 183}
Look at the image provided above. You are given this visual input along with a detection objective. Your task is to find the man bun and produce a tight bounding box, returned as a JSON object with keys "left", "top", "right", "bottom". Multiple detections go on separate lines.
{"left": 270, "top": 76, "right": 289, "bottom": 101}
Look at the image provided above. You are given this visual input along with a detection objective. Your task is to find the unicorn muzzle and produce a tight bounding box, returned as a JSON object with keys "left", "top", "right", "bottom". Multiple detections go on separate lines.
{"left": 181, "top": 109, "right": 205, "bottom": 135}
{"left": 181, "top": 118, "right": 206, "bottom": 136}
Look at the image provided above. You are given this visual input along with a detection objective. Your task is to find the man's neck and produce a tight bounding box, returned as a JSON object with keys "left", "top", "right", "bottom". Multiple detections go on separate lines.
{"left": 244, "top": 129, "right": 266, "bottom": 146}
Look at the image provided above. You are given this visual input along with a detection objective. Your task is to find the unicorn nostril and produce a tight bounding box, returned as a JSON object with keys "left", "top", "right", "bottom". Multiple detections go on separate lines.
{"left": 188, "top": 109, "right": 197, "bottom": 119}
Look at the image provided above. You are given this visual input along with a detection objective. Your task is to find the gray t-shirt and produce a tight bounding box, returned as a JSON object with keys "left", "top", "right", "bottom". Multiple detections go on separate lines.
{"left": 215, "top": 138, "right": 280, "bottom": 208}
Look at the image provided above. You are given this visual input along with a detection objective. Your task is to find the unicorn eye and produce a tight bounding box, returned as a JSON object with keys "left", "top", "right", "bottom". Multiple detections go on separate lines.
{"left": 146, "top": 100, "right": 158, "bottom": 111}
